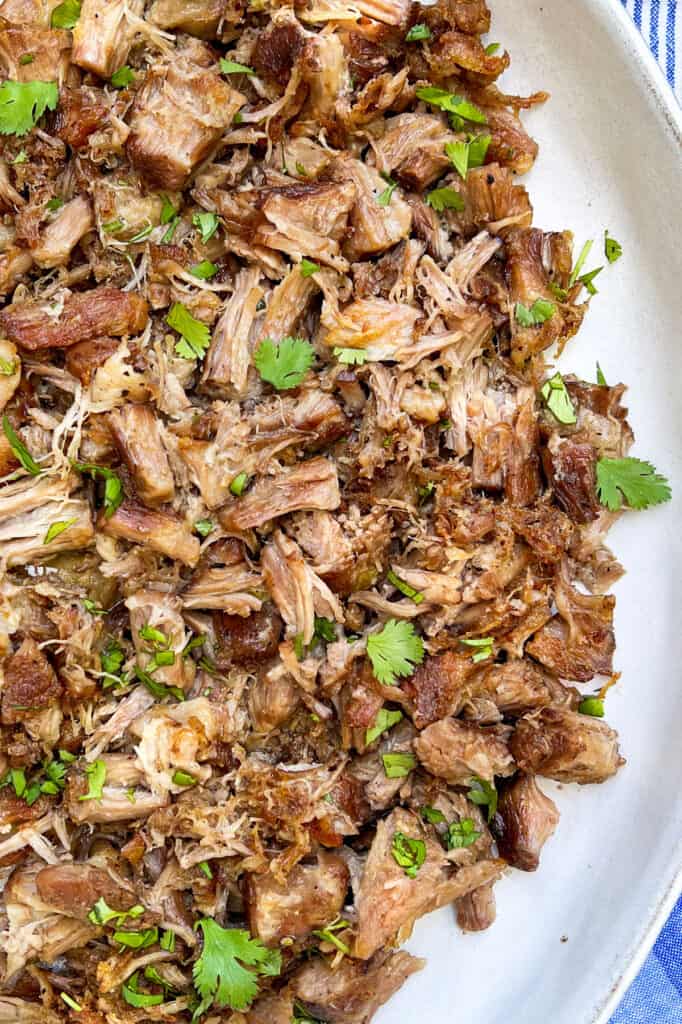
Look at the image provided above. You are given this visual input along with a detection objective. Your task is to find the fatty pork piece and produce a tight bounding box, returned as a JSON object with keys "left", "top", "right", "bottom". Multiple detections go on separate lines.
{"left": 262, "top": 529, "right": 344, "bottom": 645}
{"left": 131, "top": 698, "right": 218, "bottom": 796}
{"left": 353, "top": 807, "right": 505, "bottom": 958}
{"left": 0, "top": 287, "right": 148, "bottom": 351}
{"left": 372, "top": 113, "right": 454, "bottom": 191}
{"left": 0, "top": 474, "right": 94, "bottom": 567}
{"left": 34, "top": 863, "right": 137, "bottom": 923}
{"left": 492, "top": 772, "right": 560, "bottom": 870}
{"left": 0, "top": 24, "right": 71, "bottom": 82}
{"left": 108, "top": 403, "right": 175, "bottom": 507}
{"left": 72, "top": 0, "right": 142, "bottom": 77}
{"left": 126, "top": 588, "right": 195, "bottom": 693}
{"left": 100, "top": 501, "right": 200, "bottom": 567}
{"left": 413, "top": 717, "right": 515, "bottom": 784}
{"left": 449, "top": 163, "right": 533, "bottom": 236}
{"left": 253, "top": 181, "right": 357, "bottom": 272}
{"left": 127, "top": 57, "right": 244, "bottom": 190}
{"left": 182, "top": 564, "right": 264, "bottom": 614}
{"left": 0, "top": 637, "right": 61, "bottom": 728}
{"left": 526, "top": 572, "right": 615, "bottom": 681}
{"left": 542, "top": 435, "right": 601, "bottom": 524}
{"left": 3, "top": 862, "right": 97, "bottom": 980}
{"left": 219, "top": 457, "right": 341, "bottom": 531}
{"left": 65, "top": 753, "right": 168, "bottom": 823}
{"left": 506, "top": 227, "right": 584, "bottom": 366}
{"left": 328, "top": 154, "right": 412, "bottom": 260}
{"left": 510, "top": 707, "right": 623, "bottom": 784}
{"left": 290, "top": 949, "right": 424, "bottom": 1024}
{"left": 245, "top": 852, "right": 349, "bottom": 944}
{"left": 31, "top": 196, "right": 94, "bottom": 269}
{"left": 149, "top": 0, "right": 237, "bottom": 37}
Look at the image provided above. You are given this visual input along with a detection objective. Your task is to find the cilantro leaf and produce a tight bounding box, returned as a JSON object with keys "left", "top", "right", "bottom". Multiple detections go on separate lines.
{"left": 160, "top": 194, "right": 176, "bottom": 224}
{"left": 578, "top": 265, "right": 603, "bottom": 296}
{"left": 313, "top": 615, "right": 336, "bottom": 643}
{"left": 121, "top": 972, "right": 164, "bottom": 1009}
{"left": 459, "top": 636, "right": 494, "bottom": 663}
{"left": 387, "top": 569, "right": 424, "bottom": 604}
{"left": 406, "top": 23, "right": 431, "bottom": 41}
{"left": 72, "top": 461, "right": 123, "bottom": 517}
{"left": 88, "top": 897, "right": 144, "bottom": 927}
{"left": 382, "top": 752, "right": 416, "bottom": 778}
{"left": 444, "top": 134, "right": 491, "bottom": 178}
{"left": 426, "top": 186, "right": 464, "bottom": 213}
{"left": 467, "top": 776, "right": 497, "bottom": 822}
{"left": 416, "top": 87, "right": 486, "bottom": 123}
{"left": 540, "top": 371, "right": 577, "bottom": 425}
{"left": 485, "top": 42, "right": 501, "bottom": 54}
{"left": 167, "top": 302, "right": 211, "bottom": 360}
{"left": 2, "top": 415, "right": 41, "bottom": 474}
{"left": 51, "top": 0, "right": 81, "bottom": 28}
{"left": 78, "top": 759, "right": 106, "bottom": 802}
{"left": 192, "top": 919, "right": 282, "bottom": 1016}
{"left": 229, "top": 471, "right": 249, "bottom": 496}
{"left": 446, "top": 817, "right": 481, "bottom": 849}
{"left": 365, "top": 707, "right": 403, "bottom": 745}
{"left": 421, "top": 805, "right": 446, "bottom": 824}
{"left": 191, "top": 260, "right": 218, "bottom": 280}
{"left": 300, "top": 258, "right": 320, "bottom": 276}
{"left": 391, "top": 831, "right": 426, "bottom": 878}
{"left": 595, "top": 457, "right": 671, "bottom": 511}
{"left": 253, "top": 336, "right": 314, "bottom": 390}
{"left": 596, "top": 362, "right": 607, "bottom": 386}
{"left": 604, "top": 230, "right": 623, "bottom": 264}
{"left": 514, "top": 299, "right": 556, "bottom": 327}
{"left": 333, "top": 346, "right": 367, "bottom": 365}
{"left": 578, "top": 696, "right": 605, "bottom": 717}
{"left": 366, "top": 619, "right": 424, "bottom": 686}
{"left": 220, "top": 58, "right": 255, "bottom": 75}
{"left": 194, "top": 518, "right": 215, "bottom": 538}
{"left": 193, "top": 211, "right": 220, "bottom": 243}
{"left": 0, "top": 80, "right": 59, "bottom": 136}
{"left": 377, "top": 175, "right": 398, "bottom": 206}
{"left": 111, "top": 65, "right": 135, "bottom": 89}
{"left": 43, "top": 517, "right": 78, "bottom": 544}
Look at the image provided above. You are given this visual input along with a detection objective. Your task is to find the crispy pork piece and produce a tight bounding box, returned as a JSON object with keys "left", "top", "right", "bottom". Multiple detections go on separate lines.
{"left": 450, "top": 164, "right": 532, "bottom": 236}
{"left": 401, "top": 651, "right": 477, "bottom": 728}
{"left": 30, "top": 196, "right": 94, "bottom": 269}
{"left": 542, "top": 436, "right": 601, "bottom": 524}
{"left": 100, "top": 501, "right": 200, "bottom": 566}
{"left": 65, "top": 337, "right": 121, "bottom": 385}
{"left": 372, "top": 113, "right": 453, "bottom": 191}
{"left": 353, "top": 807, "right": 505, "bottom": 958}
{"left": 472, "top": 660, "right": 579, "bottom": 717}
{"left": 510, "top": 707, "right": 623, "bottom": 784}
{"left": 245, "top": 852, "right": 349, "bottom": 943}
{"left": 219, "top": 457, "right": 341, "bottom": 532}
{"left": 149, "top": 0, "right": 235, "bottom": 38}
{"left": 329, "top": 155, "right": 412, "bottom": 261}
{"left": 182, "top": 565, "right": 264, "bottom": 614}
{"left": 413, "top": 717, "right": 515, "bottom": 784}
{"left": 492, "top": 772, "right": 560, "bottom": 870}
{"left": 247, "top": 992, "right": 296, "bottom": 1024}
{"left": 248, "top": 670, "right": 299, "bottom": 732}
{"left": 0, "top": 287, "right": 148, "bottom": 351}
{"left": 108, "top": 403, "right": 175, "bottom": 507}
{"left": 291, "top": 949, "right": 424, "bottom": 1024}
{"left": 1, "top": 638, "right": 61, "bottom": 726}
{"left": 254, "top": 181, "right": 357, "bottom": 272}
{"left": 72, "top": 0, "right": 143, "bottom": 78}
{"left": 262, "top": 529, "right": 344, "bottom": 644}
{"left": 127, "top": 59, "right": 244, "bottom": 189}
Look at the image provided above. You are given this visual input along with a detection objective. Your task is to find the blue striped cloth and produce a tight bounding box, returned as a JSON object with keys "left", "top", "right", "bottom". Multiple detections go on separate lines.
{"left": 621, "top": 0, "right": 682, "bottom": 101}
{"left": 610, "top": 7, "right": 681, "bottom": 1019}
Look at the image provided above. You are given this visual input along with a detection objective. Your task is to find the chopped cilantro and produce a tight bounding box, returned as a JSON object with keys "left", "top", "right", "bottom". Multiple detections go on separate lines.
{"left": 604, "top": 230, "right": 623, "bottom": 264}
{"left": 540, "top": 371, "right": 577, "bottom": 425}
{"left": 121, "top": 972, "right": 164, "bottom": 1009}
{"left": 459, "top": 636, "right": 494, "bottom": 663}
{"left": 51, "top": 0, "right": 80, "bottom": 28}
{"left": 72, "top": 461, "right": 123, "bottom": 517}
{"left": 467, "top": 776, "right": 497, "bottom": 822}
{"left": 78, "top": 759, "right": 106, "bottom": 802}
{"left": 192, "top": 918, "right": 281, "bottom": 1016}
{"left": 333, "top": 346, "right": 367, "bottom": 365}
{"left": 300, "top": 258, "right": 320, "bottom": 276}
{"left": 421, "top": 805, "right": 446, "bottom": 824}
{"left": 446, "top": 817, "right": 481, "bottom": 849}
{"left": 114, "top": 927, "right": 158, "bottom": 950}
{"left": 426, "top": 186, "right": 464, "bottom": 213}
{"left": 2, "top": 415, "right": 41, "bottom": 475}
{"left": 0, "top": 80, "right": 59, "bottom": 136}
{"left": 391, "top": 831, "right": 426, "bottom": 878}
{"left": 229, "top": 471, "right": 249, "bottom": 496}
{"left": 220, "top": 58, "right": 255, "bottom": 75}
{"left": 514, "top": 298, "right": 556, "bottom": 326}
{"left": 313, "top": 616, "right": 336, "bottom": 643}
{"left": 111, "top": 65, "right": 135, "bottom": 89}
{"left": 167, "top": 302, "right": 211, "bottom": 360}
{"left": 172, "top": 769, "right": 196, "bottom": 786}
{"left": 382, "top": 752, "right": 416, "bottom": 778}
{"left": 365, "top": 707, "right": 403, "bottom": 745}
{"left": 366, "top": 619, "right": 424, "bottom": 685}
{"left": 194, "top": 518, "right": 215, "bottom": 537}
{"left": 253, "top": 336, "right": 314, "bottom": 390}
{"left": 596, "top": 362, "right": 607, "bottom": 386}
{"left": 43, "top": 517, "right": 78, "bottom": 544}
{"left": 386, "top": 569, "right": 424, "bottom": 605}
{"left": 416, "top": 86, "right": 486, "bottom": 124}
{"left": 192, "top": 260, "right": 218, "bottom": 280}
{"left": 406, "top": 23, "right": 432, "bottom": 41}
{"left": 579, "top": 696, "right": 605, "bottom": 717}
{"left": 193, "top": 211, "right": 220, "bottom": 244}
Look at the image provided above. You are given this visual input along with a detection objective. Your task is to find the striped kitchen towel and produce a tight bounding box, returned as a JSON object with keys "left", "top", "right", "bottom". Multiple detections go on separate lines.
{"left": 610, "top": 6, "right": 681, "bottom": 1015}
{"left": 620, "top": 0, "right": 682, "bottom": 101}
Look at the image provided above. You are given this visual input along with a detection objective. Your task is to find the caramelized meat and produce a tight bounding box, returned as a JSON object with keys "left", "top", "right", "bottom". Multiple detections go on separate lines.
{"left": 414, "top": 717, "right": 515, "bottom": 784}
{"left": 246, "top": 852, "right": 348, "bottom": 943}
{"left": 0, "top": 288, "right": 148, "bottom": 351}
{"left": 1, "top": 638, "right": 61, "bottom": 726}
{"left": 492, "top": 772, "right": 560, "bottom": 869}
{"left": 510, "top": 708, "right": 623, "bottom": 784}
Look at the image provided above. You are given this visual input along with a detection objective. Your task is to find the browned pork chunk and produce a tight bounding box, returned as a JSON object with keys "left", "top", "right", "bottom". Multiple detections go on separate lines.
{"left": 414, "top": 717, "right": 515, "bottom": 784}
{"left": 245, "top": 853, "right": 349, "bottom": 943}
{"left": 526, "top": 576, "right": 615, "bottom": 682}
{"left": 492, "top": 772, "right": 560, "bottom": 870}
{"left": 1, "top": 638, "right": 61, "bottom": 726}
{"left": 472, "top": 659, "right": 578, "bottom": 717}
{"left": 291, "top": 949, "right": 424, "bottom": 1024}
{"left": 215, "top": 605, "right": 283, "bottom": 667}
{"left": 542, "top": 436, "right": 601, "bottom": 523}
{"left": 149, "top": 0, "right": 234, "bottom": 38}
{"left": 0, "top": 25, "right": 71, "bottom": 82}
{"left": 353, "top": 807, "right": 505, "bottom": 958}
{"left": 35, "top": 864, "right": 135, "bottom": 922}
{"left": 72, "top": 0, "right": 142, "bottom": 78}
{"left": 450, "top": 163, "right": 533, "bottom": 236}
{"left": 456, "top": 881, "right": 497, "bottom": 932}
{"left": 254, "top": 181, "right": 357, "bottom": 271}
{"left": 219, "top": 458, "right": 341, "bottom": 531}
{"left": 108, "top": 404, "right": 175, "bottom": 507}
{"left": 510, "top": 707, "right": 623, "bottom": 784}
{"left": 30, "top": 196, "right": 94, "bottom": 269}
{"left": 127, "top": 59, "right": 244, "bottom": 190}
{"left": 65, "top": 337, "right": 121, "bottom": 385}
{"left": 0, "top": 288, "right": 148, "bottom": 351}
{"left": 100, "top": 501, "right": 200, "bottom": 566}
{"left": 401, "top": 651, "right": 476, "bottom": 728}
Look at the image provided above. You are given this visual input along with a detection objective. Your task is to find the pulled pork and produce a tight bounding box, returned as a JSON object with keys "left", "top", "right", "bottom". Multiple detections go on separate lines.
{"left": 0, "top": 0, "right": 653, "bottom": 1020}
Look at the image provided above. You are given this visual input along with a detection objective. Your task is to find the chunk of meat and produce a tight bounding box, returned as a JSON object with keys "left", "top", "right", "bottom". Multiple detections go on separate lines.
{"left": 526, "top": 574, "right": 615, "bottom": 682}
{"left": 54, "top": 86, "right": 110, "bottom": 150}
{"left": 0, "top": 339, "right": 20, "bottom": 413}
{"left": 64, "top": 336, "right": 121, "bottom": 385}
{"left": 254, "top": 181, "right": 357, "bottom": 272}
{"left": 0, "top": 288, "right": 148, "bottom": 351}
{"left": 492, "top": 772, "right": 560, "bottom": 870}
{"left": 127, "top": 60, "right": 244, "bottom": 190}
{"left": 219, "top": 457, "right": 340, "bottom": 532}
{"left": 108, "top": 404, "right": 175, "bottom": 507}
{"left": 260, "top": 265, "right": 318, "bottom": 343}
{"left": 420, "top": 0, "right": 491, "bottom": 36}
{"left": 401, "top": 651, "right": 477, "bottom": 728}
{"left": 451, "top": 164, "right": 532, "bottom": 237}
{"left": 472, "top": 659, "right": 578, "bottom": 717}
{"left": 201, "top": 267, "right": 263, "bottom": 395}
{"left": 510, "top": 707, "right": 623, "bottom": 784}
{"left": 291, "top": 949, "right": 424, "bottom": 1024}
{"left": 214, "top": 604, "right": 283, "bottom": 667}
{"left": 35, "top": 864, "right": 134, "bottom": 922}
{"left": 251, "top": 12, "right": 307, "bottom": 85}
{"left": 372, "top": 113, "right": 453, "bottom": 191}
{"left": 65, "top": 774, "right": 167, "bottom": 823}
{"left": 507, "top": 502, "right": 575, "bottom": 562}
{"left": 413, "top": 717, "right": 515, "bottom": 784}
{"left": 247, "top": 992, "right": 295, "bottom": 1024}
{"left": 182, "top": 565, "right": 264, "bottom": 614}
{"left": 100, "top": 501, "right": 200, "bottom": 567}
{"left": 427, "top": 30, "right": 509, "bottom": 81}
{"left": 0, "top": 25, "right": 71, "bottom": 83}
{"left": 249, "top": 672, "right": 299, "bottom": 732}
{"left": 1, "top": 638, "right": 61, "bottom": 726}
{"left": 245, "top": 852, "right": 348, "bottom": 943}
{"left": 262, "top": 530, "right": 344, "bottom": 645}
{"left": 31, "top": 196, "right": 94, "bottom": 269}
{"left": 72, "top": 0, "right": 142, "bottom": 78}
{"left": 353, "top": 807, "right": 504, "bottom": 958}
{"left": 542, "top": 436, "right": 601, "bottom": 524}
{"left": 456, "top": 881, "right": 496, "bottom": 932}
{"left": 329, "top": 154, "right": 412, "bottom": 261}
{"left": 149, "top": 0, "right": 234, "bottom": 38}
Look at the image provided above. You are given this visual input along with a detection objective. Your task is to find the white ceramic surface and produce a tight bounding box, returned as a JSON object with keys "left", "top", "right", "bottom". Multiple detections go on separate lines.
{"left": 378, "top": 2, "right": 682, "bottom": 1021}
